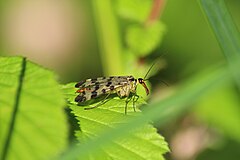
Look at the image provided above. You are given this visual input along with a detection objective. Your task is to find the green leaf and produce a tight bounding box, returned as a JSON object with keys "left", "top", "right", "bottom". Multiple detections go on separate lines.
{"left": 199, "top": 0, "right": 240, "bottom": 88}
{"left": 115, "top": 0, "right": 153, "bottom": 23}
{"left": 126, "top": 21, "right": 166, "bottom": 56}
{"left": 60, "top": 63, "right": 232, "bottom": 160}
{"left": 62, "top": 83, "right": 169, "bottom": 160}
{"left": 0, "top": 57, "right": 67, "bottom": 160}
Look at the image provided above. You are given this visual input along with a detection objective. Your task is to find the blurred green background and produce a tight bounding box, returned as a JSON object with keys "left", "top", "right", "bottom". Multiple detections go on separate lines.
{"left": 0, "top": 0, "right": 240, "bottom": 160}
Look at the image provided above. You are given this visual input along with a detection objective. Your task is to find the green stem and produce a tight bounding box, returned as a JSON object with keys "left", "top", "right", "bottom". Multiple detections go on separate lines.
{"left": 92, "top": 0, "right": 123, "bottom": 76}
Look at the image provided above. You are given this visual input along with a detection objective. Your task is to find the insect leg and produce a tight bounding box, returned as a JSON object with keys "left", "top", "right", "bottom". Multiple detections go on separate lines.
{"left": 132, "top": 94, "right": 139, "bottom": 112}
{"left": 125, "top": 96, "right": 133, "bottom": 114}
{"left": 84, "top": 93, "right": 111, "bottom": 110}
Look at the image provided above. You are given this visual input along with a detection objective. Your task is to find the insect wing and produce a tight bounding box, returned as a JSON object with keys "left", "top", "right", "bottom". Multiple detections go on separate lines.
{"left": 75, "top": 76, "right": 132, "bottom": 88}
{"left": 75, "top": 76, "right": 132, "bottom": 103}
{"left": 75, "top": 77, "right": 106, "bottom": 88}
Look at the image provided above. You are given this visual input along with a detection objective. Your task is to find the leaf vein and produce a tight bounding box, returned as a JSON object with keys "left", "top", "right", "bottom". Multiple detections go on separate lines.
{"left": 1, "top": 57, "right": 26, "bottom": 160}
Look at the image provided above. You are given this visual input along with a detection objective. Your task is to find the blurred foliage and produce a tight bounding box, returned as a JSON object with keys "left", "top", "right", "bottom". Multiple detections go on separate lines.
{"left": 197, "top": 139, "right": 240, "bottom": 160}
{"left": 91, "top": 0, "right": 166, "bottom": 79}
{"left": 126, "top": 21, "right": 166, "bottom": 56}
{"left": 115, "top": 0, "right": 153, "bottom": 23}
{"left": 0, "top": 0, "right": 240, "bottom": 160}
{"left": 195, "top": 83, "right": 240, "bottom": 142}
{"left": 200, "top": 0, "right": 240, "bottom": 89}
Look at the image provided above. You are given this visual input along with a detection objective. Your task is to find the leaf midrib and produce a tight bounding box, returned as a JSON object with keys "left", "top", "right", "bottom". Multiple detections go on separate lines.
{"left": 1, "top": 57, "right": 26, "bottom": 160}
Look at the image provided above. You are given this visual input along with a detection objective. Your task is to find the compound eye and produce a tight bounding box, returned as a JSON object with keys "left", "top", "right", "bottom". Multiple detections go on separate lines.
{"left": 138, "top": 78, "right": 143, "bottom": 83}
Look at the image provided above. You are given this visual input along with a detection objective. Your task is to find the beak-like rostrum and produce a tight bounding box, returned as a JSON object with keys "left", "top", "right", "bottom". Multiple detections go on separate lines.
{"left": 141, "top": 81, "right": 149, "bottom": 95}
{"left": 138, "top": 78, "right": 150, "bottom": 95}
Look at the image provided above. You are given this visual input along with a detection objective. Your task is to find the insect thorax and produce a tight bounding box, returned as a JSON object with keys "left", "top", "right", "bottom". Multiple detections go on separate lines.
{"left": 116, "top": 77, "right": 137, "bottom": 97}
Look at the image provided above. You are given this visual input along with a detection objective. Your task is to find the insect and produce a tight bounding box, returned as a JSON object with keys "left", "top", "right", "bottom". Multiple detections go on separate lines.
{"left": 75, "top": 63, "right": 155, "bottom": 114}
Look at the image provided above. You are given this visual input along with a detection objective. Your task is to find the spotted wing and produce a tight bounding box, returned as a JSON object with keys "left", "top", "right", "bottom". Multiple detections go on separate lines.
{"left": 75, "top": 84, "right": 126, "bottom": 103}
{"left": 75, "top": 76, "right": 133, "bottom": 88}
{"left": 75, "top": 76, "right": 133, "bottom": 103}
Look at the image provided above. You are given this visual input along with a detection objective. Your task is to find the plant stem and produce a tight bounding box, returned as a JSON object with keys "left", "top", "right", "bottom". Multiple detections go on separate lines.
{"left": 92, "top": 0, "right": 123, "bottom": 76}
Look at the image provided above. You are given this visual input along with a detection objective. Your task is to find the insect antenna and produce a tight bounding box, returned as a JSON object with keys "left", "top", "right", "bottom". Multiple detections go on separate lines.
{"left": 145, "top": 78, "right": 169, "bottom": 86}
{"left": 143, "top": 62, "right": 156, "bottom": 80}
{"left": 143, "top": 52, "right": 167, "bottom": 80}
